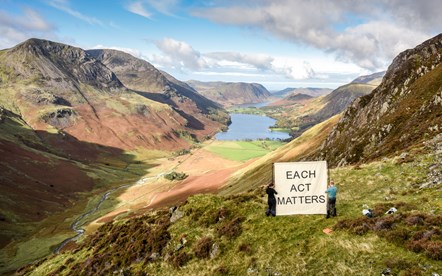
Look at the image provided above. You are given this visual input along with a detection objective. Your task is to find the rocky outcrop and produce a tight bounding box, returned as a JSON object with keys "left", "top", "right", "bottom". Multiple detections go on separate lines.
{"left": 420, "top": 133, "right": 442, "bottom": 188}
{"left": 314, "top": 34, "right": 442, "bottom": 166}
{"left": 8, "top": 38, "right": 123, "bottom": 92}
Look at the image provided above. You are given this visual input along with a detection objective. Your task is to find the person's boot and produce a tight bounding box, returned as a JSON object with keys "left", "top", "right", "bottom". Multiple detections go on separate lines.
{"left": 333, "top": 208, "right": 337, "bottom": 217}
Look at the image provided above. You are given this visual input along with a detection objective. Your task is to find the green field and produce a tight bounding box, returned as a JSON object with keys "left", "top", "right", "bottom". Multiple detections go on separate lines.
{"left": 206, "top": 140, "right": 285, "bottom": 161}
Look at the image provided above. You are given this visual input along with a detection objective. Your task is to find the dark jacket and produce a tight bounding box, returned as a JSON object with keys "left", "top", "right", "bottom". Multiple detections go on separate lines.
{"left": 266, "top": 187, "right": 278, "bottom": 203}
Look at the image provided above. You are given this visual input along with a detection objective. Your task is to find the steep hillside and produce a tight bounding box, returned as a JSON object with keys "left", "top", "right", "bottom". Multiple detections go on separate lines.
{"left": 17, "top": 144, "right": 442, "bottom": 275}
{"left": 86, "top": 49, "right": 229, "bottom": 132}
{"left": 0, "top": 39, "right": 206, "bottom": 152}
{"left": 0, "top": 105, "right": 153, "bottom": 272}
{"left": 315, "top": 34, "right": 442, "bottom": 167}
{"left": 187, "top": 80, "right": 271, "bottom": 107}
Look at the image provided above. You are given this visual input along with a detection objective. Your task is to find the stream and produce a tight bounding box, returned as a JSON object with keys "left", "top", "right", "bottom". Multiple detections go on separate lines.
{"left": 53, "top": 173, "right": 166, "bottom": 253}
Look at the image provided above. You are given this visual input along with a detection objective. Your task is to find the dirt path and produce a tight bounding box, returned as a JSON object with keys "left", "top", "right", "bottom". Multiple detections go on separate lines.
{"left": 85, "top": 140, "right": 252, "bottom": 233}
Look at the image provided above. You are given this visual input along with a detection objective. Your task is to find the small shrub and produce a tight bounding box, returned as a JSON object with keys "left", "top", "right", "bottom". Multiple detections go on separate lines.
{"left": 213, "top": 265, "right": 230, "bottom": 275}
{"left": 194, "top": 236, "right": 214, "bottom": 259}
{"left": 405, "top": 214, "right": 426, "bottom": 226}
{"left": 353, "top": 223, "right": 371, "bottom": 235}
{"left": 164, "top": 171, "right": 188, "bottom": 181}
{"left": 217, "top": 216, "right": 245, "bottom": 239}
{"left": 423, "top": 241, "right": 442, "bottom": 260}
{"left": 168, "top": 251, "right": 191, "bottom": 268}
{"left": 384, "top": 257, "right": 413, "bottom": 271}
{"left": 198, "top": 207, "right": 232, "bottom": 227}
{"left": 334, "top": 217, "right": 374, "bottom": 234}
{"left": 406, "top": 239, "right": 426, "bottom": 253}
{"left": 379, "top": 227, "right": 411, "bottom": 245}
{"left": 238, "top": 243, "right": 253, "bottom": 255}
{"left": 373, "top": 216, "right": 397, "bottom": 232}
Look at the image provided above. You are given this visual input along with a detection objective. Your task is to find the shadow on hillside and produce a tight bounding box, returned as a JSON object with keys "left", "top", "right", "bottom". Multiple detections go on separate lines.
{"left": 0, "top": 109, "right": 155, "bottom": 254}
{"left": 135, "top": 91, "right": 205, "bottom": 130}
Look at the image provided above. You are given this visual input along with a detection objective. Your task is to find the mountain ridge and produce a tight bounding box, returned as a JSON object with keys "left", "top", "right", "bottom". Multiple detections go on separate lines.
{"left": 187, "top": 80, "right": 271, "bottom": 107}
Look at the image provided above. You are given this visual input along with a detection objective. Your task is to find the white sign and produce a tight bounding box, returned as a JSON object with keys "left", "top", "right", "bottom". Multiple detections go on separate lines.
{"left": 274, "top": 161, "right": 327, "bottom": 215}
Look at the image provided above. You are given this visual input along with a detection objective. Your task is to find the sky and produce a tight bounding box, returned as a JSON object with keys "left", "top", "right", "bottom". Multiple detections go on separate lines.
{"left": 0, "top": 0, "right": 440, "bottom": 91}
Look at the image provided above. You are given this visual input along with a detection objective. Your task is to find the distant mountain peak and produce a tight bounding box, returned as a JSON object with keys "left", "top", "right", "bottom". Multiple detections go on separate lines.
{"left": 7, "top": 38, "right": 124, "bottom": 91}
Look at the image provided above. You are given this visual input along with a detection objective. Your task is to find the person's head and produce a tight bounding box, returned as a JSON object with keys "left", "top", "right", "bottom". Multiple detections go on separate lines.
{"left": 268, "top": 183, "right": 274, "bottom": 188}
{"left": 329, "top": 181, "right": 335, "bottom": 186}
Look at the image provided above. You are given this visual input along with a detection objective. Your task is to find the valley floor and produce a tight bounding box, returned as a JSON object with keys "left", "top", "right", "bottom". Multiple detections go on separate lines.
{"left": 85, "top": 139, "right": 267, "bottom": 234}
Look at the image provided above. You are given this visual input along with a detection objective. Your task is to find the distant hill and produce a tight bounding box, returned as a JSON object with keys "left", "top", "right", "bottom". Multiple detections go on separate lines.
{"left": 273, "top": 87, "right": 332, "bottom": 98}
{"left": 310, "top": 82, "right": 377, "bottom": 123}
{"left": 286, "top": 93, "right": 313, "bottom": 101}
{"left": 311, "top": 34, "right": 442, "bottom": 166}
{"left": 351, "top": 71, "right": 385, "bottom": 85}
{"left": 187, "top": 80, "right": 271, "bottom": 107}
{"left": 267, "top": 73, "right": 380, "bottom": 137}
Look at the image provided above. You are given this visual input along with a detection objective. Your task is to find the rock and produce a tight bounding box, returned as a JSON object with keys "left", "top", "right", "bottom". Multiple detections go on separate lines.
{"left": 210, "top": 242, "right": 219, "bottom": 259}
{"left": 247, "top": 267, "right": 258, "bottom": 274}
{"left": 169, "top": 206, "right": 184, "bottom": 223}
{"left": 149, "top": 252, "right": 160, "bottom": 261}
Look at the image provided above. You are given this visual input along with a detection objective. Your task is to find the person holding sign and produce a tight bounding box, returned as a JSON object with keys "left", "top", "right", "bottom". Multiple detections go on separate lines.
{"left": 265, "top": 183, "right": 278, "bottom": 217}
{"left": 325, "top": 181, "right": 337, "bottom": 218}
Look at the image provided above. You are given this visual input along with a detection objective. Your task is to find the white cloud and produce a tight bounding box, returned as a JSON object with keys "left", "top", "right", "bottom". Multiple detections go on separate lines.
{"left": 152, "top": 38, "right": 208, "bottom": 70}
{"left": 91, "top": 44, "right": 144, "bottom": 59}
{"left": 146, "top": 0, "right": 179, "bottom": 16}
{"left": 125, "top": 0, "right": 180, "bottom": 19}
{"left": 149, "top": 37, "right": 364, "bottom": 84}
{"left": 191, "top": 0, "right": 437, "bottom": 71}
{"left": 206, "top": 52, "right": 274, "bottom": 70}
{"left": 0, "top": 8, "right": 56, "bottom": 49}
{"left": 46, "top": 0, "right": 103, "bottom": 25}
{"left": 126, "top": 1, "right": 152, "bottom": 19}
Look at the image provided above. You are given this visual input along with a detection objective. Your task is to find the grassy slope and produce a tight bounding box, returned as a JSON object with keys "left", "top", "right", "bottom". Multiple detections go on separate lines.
{"left": 0, "top": 112, "right": 165, "bottom": 274}
{"left": 20, "top": 152, "right": 442, "bottom": 275}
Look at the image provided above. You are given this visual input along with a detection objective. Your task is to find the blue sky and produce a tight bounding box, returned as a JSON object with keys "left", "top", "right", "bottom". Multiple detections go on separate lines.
{"left": 0, "top": 0, "right": 440, "bottom": 90}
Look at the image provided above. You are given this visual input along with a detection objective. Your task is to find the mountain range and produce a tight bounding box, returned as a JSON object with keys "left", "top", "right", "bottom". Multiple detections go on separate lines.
{"left": 272, "top": 87, "right": 333, "bottom": 98}
{"left": 2, "top": 33, "right": 442, "bottom": 275}
{"left": 0, "top": 38, "right": 228, "bottom": 261}
{"left": 187, "top": 80, "right": 271, "bottom": 107}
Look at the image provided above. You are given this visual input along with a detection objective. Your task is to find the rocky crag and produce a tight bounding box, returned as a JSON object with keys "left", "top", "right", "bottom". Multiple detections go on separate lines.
{"left": 314, "top": 34, "right": 442, "bottom": 166}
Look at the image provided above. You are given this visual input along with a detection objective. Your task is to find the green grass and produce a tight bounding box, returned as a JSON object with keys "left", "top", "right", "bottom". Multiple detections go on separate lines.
{"left": 206, "top": 140, "right": 285, "bottom": 161}
{"left": 20, "top": 152, "right": 442, "bottom": 275}
{"left": 1, "top": 233, "right": 73, "bottom": 273}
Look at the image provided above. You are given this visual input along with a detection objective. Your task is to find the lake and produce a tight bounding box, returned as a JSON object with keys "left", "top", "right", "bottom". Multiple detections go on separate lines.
{"left": 215, "top": 113, "right": 291, "bottom": 141}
